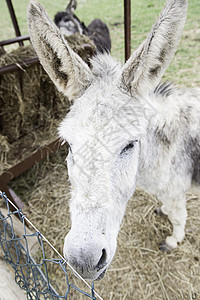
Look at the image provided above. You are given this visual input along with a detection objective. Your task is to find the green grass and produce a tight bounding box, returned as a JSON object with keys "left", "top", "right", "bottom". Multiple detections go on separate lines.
{"left": 0, "top": 0, "right": 199, "bottom": 85}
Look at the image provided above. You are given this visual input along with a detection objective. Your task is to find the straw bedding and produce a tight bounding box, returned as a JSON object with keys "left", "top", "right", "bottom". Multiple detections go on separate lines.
{"left": 9, "top": 147, "right": 200, "bottom": 300}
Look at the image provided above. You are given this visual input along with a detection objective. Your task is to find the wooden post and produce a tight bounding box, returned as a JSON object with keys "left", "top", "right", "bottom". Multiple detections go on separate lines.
{"left": 6, "top": 0, "right": 24, "bottom": 46}
{"left": 124, "top": 0, "right": 131, "bottom": 61}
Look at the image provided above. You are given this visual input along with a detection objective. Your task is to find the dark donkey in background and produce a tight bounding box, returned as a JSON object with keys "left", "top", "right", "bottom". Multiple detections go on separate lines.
{"left": 54, "top": 0, "right": 111, "bottom": 53}
{"left": 28, "top": 0, "right": 200, "bottom": 281}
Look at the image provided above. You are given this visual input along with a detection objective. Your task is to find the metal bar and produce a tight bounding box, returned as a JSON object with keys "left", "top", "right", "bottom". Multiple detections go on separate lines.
{"left": 124, "top": 0, "right": 131, "bottom": 61}
{"left": 0, "top": 57, "right": 39, "bottom": 75}
{"left": 0, "top": 138, "right": 61, "bottom": 185}
{"left": 6, "top": 0, "right": 23, "bottom": 46}
{"left": 0, "top": 35, "right": 30, "bottom": 47}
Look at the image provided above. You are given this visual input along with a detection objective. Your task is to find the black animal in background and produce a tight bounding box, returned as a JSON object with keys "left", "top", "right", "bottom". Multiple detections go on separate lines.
{"left": 54, "top": 0, "right": 111, "bottom": 53}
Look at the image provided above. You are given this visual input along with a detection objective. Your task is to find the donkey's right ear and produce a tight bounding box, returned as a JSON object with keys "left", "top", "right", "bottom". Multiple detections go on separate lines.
{"left": 27, "top": 0, "right": 92, "bottom": 100}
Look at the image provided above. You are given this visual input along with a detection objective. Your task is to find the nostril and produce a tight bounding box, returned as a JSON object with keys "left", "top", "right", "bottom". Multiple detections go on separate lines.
{"left": 96, "top": 248, "right": 107, "bottom": 271}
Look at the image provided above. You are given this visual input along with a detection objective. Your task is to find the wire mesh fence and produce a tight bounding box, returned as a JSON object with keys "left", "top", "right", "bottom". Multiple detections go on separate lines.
{"left": 0, "top": 191, "right": 103, "bottom": 300}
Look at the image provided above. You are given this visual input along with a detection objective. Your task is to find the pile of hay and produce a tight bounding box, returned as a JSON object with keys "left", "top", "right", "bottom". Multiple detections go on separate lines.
{"left": 9, "top": 147, "right": 200, "bottom": 300}
{"left": 0, "top": 34, "right": 95, "bottom": 174}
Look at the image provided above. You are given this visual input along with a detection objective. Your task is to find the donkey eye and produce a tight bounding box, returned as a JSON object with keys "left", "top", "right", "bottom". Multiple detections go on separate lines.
{"left": 120, "top": 141, "right": 138, "bottom": 156}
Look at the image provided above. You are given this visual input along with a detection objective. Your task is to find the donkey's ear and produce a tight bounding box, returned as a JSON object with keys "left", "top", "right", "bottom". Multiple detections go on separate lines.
{"left": 66, "top": 0, "right": 77, "bottom": 13}
{"left": 121, "top": 0, "right": 188, "bottom": 96}
{"left": 27, "top": 0, "right": 92, "bottom": 100}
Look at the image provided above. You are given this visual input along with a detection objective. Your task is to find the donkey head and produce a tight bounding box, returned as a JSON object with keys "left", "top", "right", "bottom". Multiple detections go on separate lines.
{"left": 28, "top": 0, "right": 187, "bottom": 280}
{"left": 54, "top": 0, "right": 87, "bottom": 36}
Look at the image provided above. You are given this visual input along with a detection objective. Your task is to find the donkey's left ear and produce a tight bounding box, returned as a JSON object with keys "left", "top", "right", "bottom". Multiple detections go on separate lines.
{"left": 120, "top": 0, "right": 188, "bottom": 97}
{"left": 27, "top": 0, "right": 92, "bottom": 100}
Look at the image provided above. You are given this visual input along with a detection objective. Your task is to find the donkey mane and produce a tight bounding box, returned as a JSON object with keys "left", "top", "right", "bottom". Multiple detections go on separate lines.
{"left": 154, "top": 81, "right": 174, "bottom": 98}
{"left": 90, "top": 53, "right": 121, "bottom": 81}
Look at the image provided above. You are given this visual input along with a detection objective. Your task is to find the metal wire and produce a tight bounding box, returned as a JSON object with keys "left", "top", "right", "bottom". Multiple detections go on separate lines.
{"left": 0, "top": 191, "right": 103, "bottom": 300}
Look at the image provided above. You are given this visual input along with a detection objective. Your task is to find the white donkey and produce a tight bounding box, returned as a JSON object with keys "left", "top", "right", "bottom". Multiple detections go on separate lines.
{"left": 28, "top": 0, "right": 200, "bottom": 281}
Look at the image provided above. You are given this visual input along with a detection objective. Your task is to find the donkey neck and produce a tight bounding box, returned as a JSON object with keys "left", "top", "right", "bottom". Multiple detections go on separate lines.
{"left": 136, "top": 88, "right": 178, "bottom": 193}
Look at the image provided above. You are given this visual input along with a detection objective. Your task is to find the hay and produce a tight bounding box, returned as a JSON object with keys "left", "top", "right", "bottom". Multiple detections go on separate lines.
{"left": 65, "top": 33, "right": 96, "bottom": 63}
{"left": 0, "top": 46, "right": 6, "bottom": 56}
{"left": 9, "top": 148, "right": 200, "bottom": 300}
{"left": 0, "top": 34, "right": 95, "bottom": 174}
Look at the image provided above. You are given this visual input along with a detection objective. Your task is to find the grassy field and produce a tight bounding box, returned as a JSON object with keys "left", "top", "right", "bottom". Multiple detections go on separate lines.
{"left": 1, "top": 0, "right": 200, "bottom": 86}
